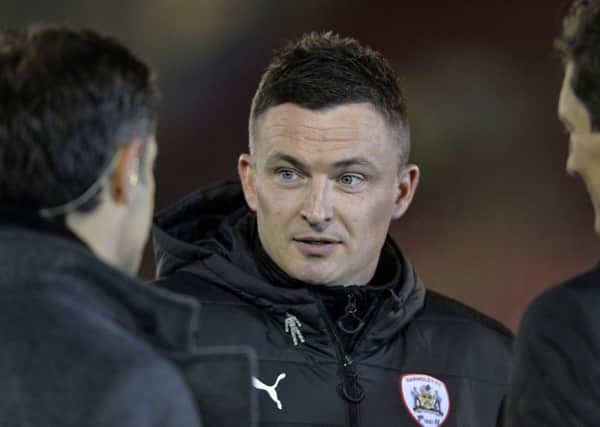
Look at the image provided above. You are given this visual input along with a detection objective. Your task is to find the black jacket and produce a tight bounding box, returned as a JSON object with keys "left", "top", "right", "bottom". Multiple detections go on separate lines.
{"left": 504, "top": 265, "right": 600, "bottom": 426}
{"left": 153, "top": 181, "right": 513, "bottom": 427}
{"left": 0, "top": 211, "right": 256, "bottom": 427}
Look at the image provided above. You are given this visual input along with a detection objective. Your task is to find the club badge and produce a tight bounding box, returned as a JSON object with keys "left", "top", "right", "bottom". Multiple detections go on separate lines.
{"left": 399, "top": 373, "right": 450, "bottom": 426}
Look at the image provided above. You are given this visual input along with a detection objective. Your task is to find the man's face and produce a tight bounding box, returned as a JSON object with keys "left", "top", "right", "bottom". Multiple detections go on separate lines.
{"left": 118, "top": 135, "right": 157, "bottom": 275}
{"left": 239, "top": 103, "right": 419, "bottom": 286}
{"left": 559, "top": 63, "right": 600, "bottom": 235}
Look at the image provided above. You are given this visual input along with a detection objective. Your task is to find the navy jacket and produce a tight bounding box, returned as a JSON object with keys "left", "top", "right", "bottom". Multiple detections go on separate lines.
{"left": 0, "top": 212, "right": 256, "bottom": 427}
{"left": 505, "top": 265, "right": 600, "bottom": 426}
{"left": 153, "top": 181, "right": 513, "bottom": 427}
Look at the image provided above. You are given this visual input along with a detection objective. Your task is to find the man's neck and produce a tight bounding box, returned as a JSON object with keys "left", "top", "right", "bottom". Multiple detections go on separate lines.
{"left": 66, "top": 203, "right": 125, "bottom": 273}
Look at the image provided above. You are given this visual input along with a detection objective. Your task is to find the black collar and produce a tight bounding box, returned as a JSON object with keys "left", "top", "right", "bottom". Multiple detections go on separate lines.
{"left": 0, "top": 207, "right": 86, "bottom": 249}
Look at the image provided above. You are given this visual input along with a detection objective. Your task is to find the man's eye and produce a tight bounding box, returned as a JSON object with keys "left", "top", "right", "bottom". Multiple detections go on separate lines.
{"left": 338, "top": 174, "right": 364, "bottom": 187}
{"left": 277, "top": 168, "right": 299, "bottom": 181}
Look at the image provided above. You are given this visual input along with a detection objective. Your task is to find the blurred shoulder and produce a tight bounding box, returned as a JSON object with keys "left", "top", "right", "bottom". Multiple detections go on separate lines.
{"left": 0, "top": 290, "right": 201, "bottom": 427}
{"left": 520, "top": 265, "right": 600, "bottom": 335}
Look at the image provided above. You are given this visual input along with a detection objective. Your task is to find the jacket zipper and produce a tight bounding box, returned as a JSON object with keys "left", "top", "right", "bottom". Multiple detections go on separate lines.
{"left": 315, "top": 299, "right": 364, "bottom": 427}
{"left": 347, "top": 292, "right": 386, "bottom": 353}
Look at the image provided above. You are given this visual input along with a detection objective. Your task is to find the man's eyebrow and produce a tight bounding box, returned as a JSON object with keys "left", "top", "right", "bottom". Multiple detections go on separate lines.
{"left": 265, "top": 153, "right": 377, "bottom": 171}
{"left": 332, "top": 157, "right": 377, "bottom": 170}
{"left": 265, "top": 153, "right": 308, "bottom": 171}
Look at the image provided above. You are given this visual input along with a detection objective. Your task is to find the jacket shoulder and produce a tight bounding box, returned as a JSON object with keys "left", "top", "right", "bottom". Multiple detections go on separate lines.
{"left": 411, "top": 290, "right": 512, "bottom": 388}
{"left": 419, "top": 289, "right": 513, "bottom": 342}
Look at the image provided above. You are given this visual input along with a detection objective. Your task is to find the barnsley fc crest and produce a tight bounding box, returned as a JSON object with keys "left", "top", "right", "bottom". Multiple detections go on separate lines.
{"left": 399, "top": 373, "right": 450, "bottom": 426}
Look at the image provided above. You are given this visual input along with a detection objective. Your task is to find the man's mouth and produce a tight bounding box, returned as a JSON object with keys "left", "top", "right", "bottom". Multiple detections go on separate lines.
{"left": 293, "top": 237, "right": 341, "bottom": 245}
{"left": 292, "top": 236, "right": 342, "bottom": 256}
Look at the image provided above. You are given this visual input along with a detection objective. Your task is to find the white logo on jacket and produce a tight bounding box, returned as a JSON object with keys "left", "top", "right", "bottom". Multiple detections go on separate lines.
{"left": 252, "top": 373, "right": 286, "bottom": 410}
{"left": 400, "top": 373, "right": 451, "bottom": 427}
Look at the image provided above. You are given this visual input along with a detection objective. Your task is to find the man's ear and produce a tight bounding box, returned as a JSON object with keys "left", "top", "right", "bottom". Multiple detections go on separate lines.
{"left": 238, "top": 153, "right": 257, "bottom": 211}
{"left": 110, "top": 141, "right": 142, "bottom": 205}
{"left": 392, "top": 164, "right": 420, "bottom": 220}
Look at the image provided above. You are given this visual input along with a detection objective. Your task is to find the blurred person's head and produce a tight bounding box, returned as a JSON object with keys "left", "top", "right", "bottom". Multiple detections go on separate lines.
{"left": 556, "top": 0, "right": 600, "bottom": 235}
{"left": 0, "top": 26, "right": 159, "bottom": 274}
{"left": 239, "top": 32, "right": 419, "bottom": 286}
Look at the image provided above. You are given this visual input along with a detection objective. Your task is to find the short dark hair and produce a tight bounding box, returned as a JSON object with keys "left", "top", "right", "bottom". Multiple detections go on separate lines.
{"left": 249, "top": 31, "right": 410, "bottom": 165}
{"left": 555, "top": 0, "right": 600, "bottom": 130}
{"left": 0, "top": 26, "right": 158, "bottom": 213}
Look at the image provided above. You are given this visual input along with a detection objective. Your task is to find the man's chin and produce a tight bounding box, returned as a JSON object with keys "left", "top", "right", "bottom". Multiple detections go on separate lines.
{"left": 293, "top": 273, "right": 332, "bottom": 286}
{"left": 285, "top": 265, "right": 338, "bottom": 286}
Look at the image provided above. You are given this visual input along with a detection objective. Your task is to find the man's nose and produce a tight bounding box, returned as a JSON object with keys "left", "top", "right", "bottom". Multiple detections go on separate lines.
{"left": 301, "top": 178, "right": 333, "bottom": 229}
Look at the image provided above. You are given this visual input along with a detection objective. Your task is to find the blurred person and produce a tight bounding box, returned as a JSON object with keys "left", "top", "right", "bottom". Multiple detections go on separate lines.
{"left": 0, "top": 26, "right": 255, "bottom": 427}
{"left": 505, "top": 1, "right": 600, "bottom": 425}
{"left": 153, "top": 32, "right": 512, "bottom": 427}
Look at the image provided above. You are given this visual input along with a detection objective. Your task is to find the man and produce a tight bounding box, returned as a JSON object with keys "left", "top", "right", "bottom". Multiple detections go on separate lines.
{"left": 154, "top": 32, "right": 512, "bottom": 427}
{"left": 505, "top": 1, "right": 600, "bottom": 425}
{"left": 0, "top": 27, "right": 255, "bottom": 427}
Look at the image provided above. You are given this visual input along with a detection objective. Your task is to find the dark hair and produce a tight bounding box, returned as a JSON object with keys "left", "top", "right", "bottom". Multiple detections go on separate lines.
{"left": 555, "top": 0, "right": 600, "bottom": 130}
{"left": 0, "top": 26, "right": 158, "bottom": 213}
{"left": 249, "top": 31, "right": 410, "bottom": 165}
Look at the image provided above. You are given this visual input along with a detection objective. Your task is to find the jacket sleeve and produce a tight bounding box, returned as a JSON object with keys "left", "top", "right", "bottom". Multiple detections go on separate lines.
{"left": 89, "top": 360, "right": 203, "bottom": 427}
{"left": 504, "top": 286, "right": 600, "bottom": 426}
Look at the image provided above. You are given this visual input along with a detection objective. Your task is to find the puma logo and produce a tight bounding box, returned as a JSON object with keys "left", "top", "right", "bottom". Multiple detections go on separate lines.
{"left": 252, "top": 373, "right": 286, "bottom": 410}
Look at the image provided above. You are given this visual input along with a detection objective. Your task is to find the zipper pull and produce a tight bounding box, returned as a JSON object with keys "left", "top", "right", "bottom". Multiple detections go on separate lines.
{"left": 338, "top": 355, "right": 365, "bottom": 403}
{"left": 344, "top": 355, "right": 353, "bottom": 367}
{"left": 337, "top": 292, "right": 365, "bottom": 334}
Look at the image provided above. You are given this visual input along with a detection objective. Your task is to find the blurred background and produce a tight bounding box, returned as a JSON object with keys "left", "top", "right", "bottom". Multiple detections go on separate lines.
{"left": 2, "top": 0, "right": 597, "bottom": 331}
